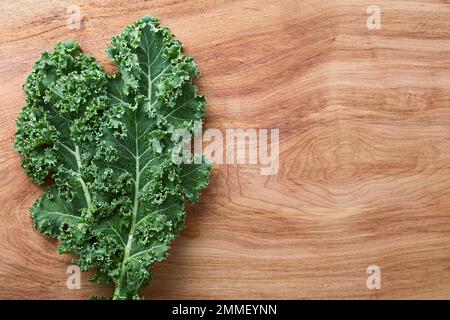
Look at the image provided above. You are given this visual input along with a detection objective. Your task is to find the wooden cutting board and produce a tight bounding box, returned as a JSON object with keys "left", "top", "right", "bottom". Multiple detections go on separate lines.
{"left": 1, "top": 0, "right": 450, "bottom": 299}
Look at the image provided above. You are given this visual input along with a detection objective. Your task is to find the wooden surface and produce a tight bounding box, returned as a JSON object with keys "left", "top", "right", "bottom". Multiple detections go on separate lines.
{"left": 1, "top": 0, "right": 450, "bottom": 300}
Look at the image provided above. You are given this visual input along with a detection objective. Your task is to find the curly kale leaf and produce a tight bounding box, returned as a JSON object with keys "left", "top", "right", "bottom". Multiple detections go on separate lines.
{"left": 14, "top": 16, "right": 211, "bottom": 300}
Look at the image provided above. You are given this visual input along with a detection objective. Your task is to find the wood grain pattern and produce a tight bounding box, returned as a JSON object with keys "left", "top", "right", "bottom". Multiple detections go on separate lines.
{"left": 1, "top": 0, "right": 450, "bottom": 299}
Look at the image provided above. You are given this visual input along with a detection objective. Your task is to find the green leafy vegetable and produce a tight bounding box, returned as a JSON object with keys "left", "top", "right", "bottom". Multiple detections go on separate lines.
{"left": 14, "top": 16, "right": 211, "bottom": 300}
